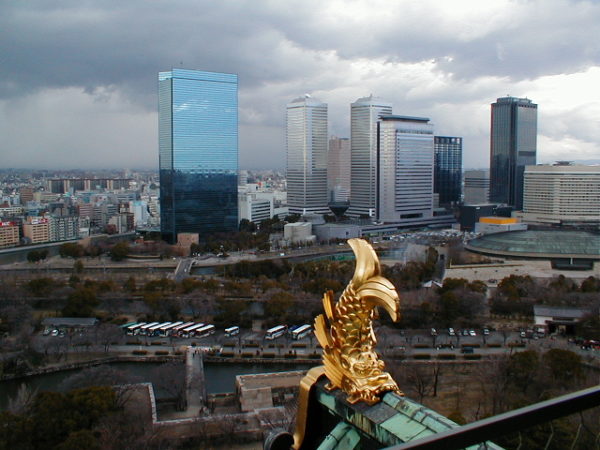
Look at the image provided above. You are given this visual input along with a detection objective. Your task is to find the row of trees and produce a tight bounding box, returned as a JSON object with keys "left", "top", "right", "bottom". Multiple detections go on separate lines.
{"left": 491, "top": 274, "right": 600, "bottom": 317}
{"left": 388, "top": 348, "right": 596, "bottom": 449}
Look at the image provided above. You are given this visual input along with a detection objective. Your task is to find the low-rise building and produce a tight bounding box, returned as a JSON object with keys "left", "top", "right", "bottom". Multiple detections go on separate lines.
{"left": 284, "top": 222, "right": 314, "bottom": 244}
{"left": 534, "top": 305, "right": 592, "bottom": 335}
{"left": 475, "top": 217, "right": 528, "bottom": 234}
{"left": 22, "top": 217, "right": 50, "bottom": 244}
{"left": 0, "top": 221, "right": 20, "bottom": 248}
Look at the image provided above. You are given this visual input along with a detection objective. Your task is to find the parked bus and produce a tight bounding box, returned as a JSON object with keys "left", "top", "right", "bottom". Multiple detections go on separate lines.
{"left": 171, "top": 322, "right": 194, "bottom": 337}
{"left": 180, "top": 323, "right": 205, "bottom": 338}
{"left": 265, "top": 325, "right": 287, "bottom": 340}
{"left": 148, "top": 322, "right": 171, "bottom": 337}
{"left": 291, "top": 324, "right": 312, "bottom": 340}
{"left": 121, "top": 322, "right": 137, "bottom": 330}
{"left": 138, "top": 322, "right": 160, "bottom": 336}
{"left": 159, "top": 321, "right": 183, "bottom": 336}
{"left": 194, "top": 324, "right": 216, "bottom": 338}
{"left": 126, "top": 322, "right": 146, "bottom": 336}
{"left": 224, "top": 326, "right": 240, "bottom": 337}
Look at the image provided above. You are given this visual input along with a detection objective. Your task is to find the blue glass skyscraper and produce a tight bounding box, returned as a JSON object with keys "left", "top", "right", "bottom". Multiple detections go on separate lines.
{"left": 158, "top": 69, "right": 238, "bottom": 243}
{"left": 434, "top": 136, "right": 463, "bottom": 205}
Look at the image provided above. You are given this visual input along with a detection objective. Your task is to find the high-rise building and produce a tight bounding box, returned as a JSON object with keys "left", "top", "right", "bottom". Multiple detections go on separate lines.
{"left": 348, "top": 95, "right": 393, "bottom": 217}
{"left": 434, "top": 136, "right": 462, "bottom": 205}
{"left": 328, "top": 137, "right": 351, "bottom": 203}
{"left": 489, "top": 96, "right": 537, "bottom": 209}
{"left": 158, "top": 69, "right": 238, "bottom": 242}
{"left": 286, "top": 95, "right": 329, "bottom": 215}
{"left": 377, "top": 116, "right": 434, "bottom": 223}
{"left": 464, "top": 169, "right": 490, "bottom": 204}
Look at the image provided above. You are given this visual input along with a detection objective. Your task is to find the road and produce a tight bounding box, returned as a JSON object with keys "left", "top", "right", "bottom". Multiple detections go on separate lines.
{"left": 35, "top": 326, "right": 597, "bottom": 363}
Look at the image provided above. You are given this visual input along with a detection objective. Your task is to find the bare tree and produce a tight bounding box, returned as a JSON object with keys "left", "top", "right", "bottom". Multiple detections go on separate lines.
{"left": 60, "top": 365, "right": 142, "bottom": 407}
{"left": 7, "top": 383, "right": 38, "bottom": 415}
{"left": 94, "top": 323, "right": 123, "bottom": 352}
{"left": 152, "top": 361, "right": 187, "bottom": 411}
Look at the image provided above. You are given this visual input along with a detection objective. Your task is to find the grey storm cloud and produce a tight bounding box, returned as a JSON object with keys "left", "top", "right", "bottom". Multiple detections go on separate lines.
{"left": 0, "top": 0, "right": 599, "bottom": 169}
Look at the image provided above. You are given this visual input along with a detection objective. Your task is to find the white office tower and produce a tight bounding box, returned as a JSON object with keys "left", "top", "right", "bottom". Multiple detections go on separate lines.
{"left": 286, "top": 95, "right": 329, "bottom": 215}
{"left": 238, "top": 192, "right": 274, "bottom": 224}
{"left": 348, "top": 95, "right": 393, "bottom": 218}
{"left": 328, "top": 137, "right": 351, "bottom": 202}
{"left": 519, "top": 164, "right": 600, "bottom": 226}
{"left": 377, "top": 116, "right": 435, "bottom": 223}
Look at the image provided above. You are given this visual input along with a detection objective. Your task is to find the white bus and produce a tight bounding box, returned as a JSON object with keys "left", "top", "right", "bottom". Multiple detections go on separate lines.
{"left": 224, "top": 326, "right": 240, "bottom": 337}
{"left": 138, "top": 322, "right": 160, "bottom": 336}
{"left": 159, "top": 321, "right": 183, "bottom": 336}
{"left": 126, "top": 322, "right": 146, "bottom": 336}
{"left": 291, "top": 324, "right": 312, "bottom": 340}
{"left": 147, "top": 322, "right": 171, "bottom": 337}
{"left": 194, "top": 324, "right": 216, "bottom": 338}
{"left": 180, "top": 323, "right": 205, "bottom": 338}
{"left": 265, "top": 325, "right": 287, "bottom": 340}
{"left": 172, "top": 322, "right": 195, "bottom": 337}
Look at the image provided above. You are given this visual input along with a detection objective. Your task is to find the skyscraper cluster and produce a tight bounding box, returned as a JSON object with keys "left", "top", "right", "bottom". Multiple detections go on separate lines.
{"left": 285, "top": 95, "right": 462, "bottom": 226}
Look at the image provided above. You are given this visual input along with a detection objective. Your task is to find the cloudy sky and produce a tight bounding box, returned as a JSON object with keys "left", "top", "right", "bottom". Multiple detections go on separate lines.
{"left": 1, "top": 0, "right": 599, "bottom": 170}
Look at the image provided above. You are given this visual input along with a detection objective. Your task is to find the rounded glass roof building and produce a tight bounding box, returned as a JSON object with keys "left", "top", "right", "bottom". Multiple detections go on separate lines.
{"left": 465, "top": 230, "right": 600, "bottom": 261}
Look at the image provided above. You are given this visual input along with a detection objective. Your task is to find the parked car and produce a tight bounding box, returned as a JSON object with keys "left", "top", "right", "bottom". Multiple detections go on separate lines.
{"left": 448, "top": 327, "right": 455, "bottom": 336}
{"left": 483, "top": 328, "right": 490, "bottom": 336}
{"left": 430, "top": 328, "right": 437, "bottom": 336}
{"left": 469, "top": 330, "right": 477, "bottom": 337}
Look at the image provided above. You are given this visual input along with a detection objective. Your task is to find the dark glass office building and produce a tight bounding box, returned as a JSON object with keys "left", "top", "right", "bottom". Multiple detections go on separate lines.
{"left": 434, "top": 136, "right": 462, "bottom": 205}
{"left": 489, "top": 97, "right": 537, "bottom": 210}
{"left": 159, "top": 69, "right": 238, "bottom": 243}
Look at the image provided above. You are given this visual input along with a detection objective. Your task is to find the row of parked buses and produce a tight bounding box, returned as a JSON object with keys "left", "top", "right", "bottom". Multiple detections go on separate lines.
{"left": 122, "top": 321, "right": 223, "bottom": 339}
{"left": 122, "top": 321, "right": 312, "bottom": 341}
{"left": 265, "top": 324, "right": 313, "bottom": 340}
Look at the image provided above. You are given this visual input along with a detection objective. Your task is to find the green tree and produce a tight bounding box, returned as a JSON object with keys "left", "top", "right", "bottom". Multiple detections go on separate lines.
{"left": 239, "top": 218, "right": 257, "bottom": 232}
{"left": 27, "top": 387, "right": 117, "bottom": 449}
{"left": 577, "top": 312, "right": 600, "bottom": 340}
{"left": 265, "top": 291, "right": 295, "bottom": 319}
{"left": 506, "top": 350, "right": 540, "bottom": 394}
{"left": 62, "top": 287, "right": 99, "bottom": 317}
{"left": 27, "top": 250, "right": 48, "bottom": 263}
{"left": 581, "top": 276, "right": 600, "bottom": 293}
{"left": 542, "top": 349, "right": 582, "bottom": 389}
{"left": 56, "top": 430, "right": 100, "bottom": 450}
{"left": 26, "top": 277, "right": 57, "bottom": 296}
{"left": 73, "top": 260, "right": 84, "bottom": 274}
{"left": 109, "top": 241, "right": 130, "bottom": 261}
{"left": 497, "top": 275, "right": 535, "bottom": 300}
{"left": 124, "top": 276, "right": 137, "bottom": 293}
{"left": 59, "top": 243, "right": 85, "bottom": 258}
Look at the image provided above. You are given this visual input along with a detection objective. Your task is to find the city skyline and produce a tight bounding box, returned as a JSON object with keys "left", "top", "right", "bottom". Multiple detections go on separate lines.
{"left": 1, "top": 1, "right": 599, "bottom": 170}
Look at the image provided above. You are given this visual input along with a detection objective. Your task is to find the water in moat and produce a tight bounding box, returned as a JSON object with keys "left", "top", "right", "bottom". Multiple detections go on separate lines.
{"left": 0, "top": 361, "right": 313, "bottom": 410}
